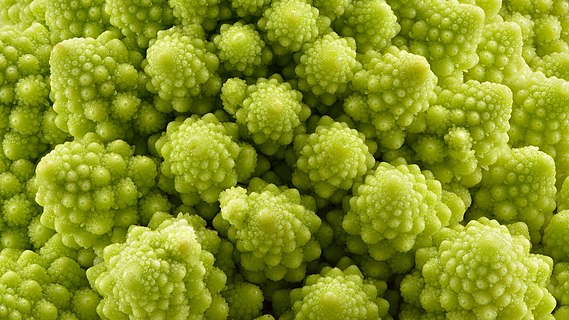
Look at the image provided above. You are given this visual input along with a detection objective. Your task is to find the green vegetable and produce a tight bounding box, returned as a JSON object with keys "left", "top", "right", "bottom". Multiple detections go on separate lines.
{"left": 0, "top": 0, "right": 568, "bottom": 318}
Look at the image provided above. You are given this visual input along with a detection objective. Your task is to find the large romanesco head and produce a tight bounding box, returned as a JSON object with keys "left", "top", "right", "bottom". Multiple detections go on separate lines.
{"left": 87, "top": 214, "right": 228, "bottom": 319}
{"left": 400, "top": 217, "right": 556, "bottom": 319}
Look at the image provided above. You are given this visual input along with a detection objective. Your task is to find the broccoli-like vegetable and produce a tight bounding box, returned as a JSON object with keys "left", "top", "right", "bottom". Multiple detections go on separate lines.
{"left": 144, "top": 26, "right": 221, "bottom": 114}
{"left": 156, "top": 113, "right": 256, "bottom": 206}
{"left": 467, "top": 146, "right": 557, "bottom": 244}
{"left": 222, "top": 279, "right": 265, "bottom": 320}
{"left": 543, "top": 210, "right": 569, "bottom": 263}
{"left": 292, "top": 116, "right": 375, "bottom": 202}
{"left": 213, "top": 22, "right": 273, "bottom": 77}
{"left": 87, "top": 213, "right": 228, "bottom": 319}
{"left": 400, "top": 218, "right": 556, "bottom": 319}
{"left": 35, "top": 133, "right": 157, "bottom": 250}
{"left": 346, "top": 46, "right": 438, "bottom": 150}
{"left": 342, "top": 161, "right": 461, "bottom": 270}
{"left": 281, "top": 265, "right": 391, "bottom": 319}
{"left": 214, "top": 178, "right": 321, "bottom": 283}
{"left": 44, "top": 0, "right": 109, "bottom": 44}
{"left": 221, "top": 75, "right": 310, "bottom": 156}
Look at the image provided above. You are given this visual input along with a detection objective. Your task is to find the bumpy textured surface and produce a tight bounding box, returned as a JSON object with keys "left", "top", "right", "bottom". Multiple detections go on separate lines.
{"left": 292, "top": 116, "right": 374, "bottom": 201}
{"left": 468, "top": 146, "right": 557, "bottom": 243}
{"left": 295, "top": 32, "right": 359, "bottom": 100}
{"left": 334, "top": 0, "right": 400, "bottom": 52}
{"left": 215, "top": 178, "right": 321, "bottom": 283}
{"left": 400, "top": 218, "right": 556, "bottom": 319}
{"left": 346, "top": 47, "right": 437, "bottom": 150}
{"left": 508, "top": 71, "right": 569, "bottom": 186}
{"left": 393, "top": 0, "right": 485, "bottom": 76}
{"left": 156, "top": 113, "right": 256, "bottom": 205}
{"left": 104, "top": 0, "right": 175, "bottom": 49}
{"left": 35, "top": 133, "right": 157, "bottom": 250}
{"left": 404, "top": 79, "right": 513, "bottom": 187}
{"left": 44, "top": 0, "right": 109, "bottom": 44}
{"left": 87, "top": 215, "right": 228, "bottom": 319}
{"left": 170, "top": 0, "right": 220, "bottom": 26}
{"left": 0, "top": 159, "right": 42, "bottom": 250}
{"left": 221, "top": 76, "right": 310, "bottom": 155}
{"left": 342, "top": 161, "right": 456, "bottom": 263}
{"left": 222, "top": 280, "right": 265, "bottom": 320}
{"left": 282, "top": 265, "right": 390, "bottom": 319}
{"left": 257, "top": 0, "right": 325, "bottom": 54}
{"left": 0, "top": 249, "right": 99, "bottom": 319}
{"left": 144, "top": 26, "right": 221, "bottom": 113}
{"left": 213, "top": 22, "right": 272, "bottom": 76}
{"left": 50, "top": 31, "right": 160, "bottom": 142}
{"left": 543, "top": 211, "right": 569, "bottom": 262}
{"left": 549, "top": 262, "right": 569, "bottom": 306}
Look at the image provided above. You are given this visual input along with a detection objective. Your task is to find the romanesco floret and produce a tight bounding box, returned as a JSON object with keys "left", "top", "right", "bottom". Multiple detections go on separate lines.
{"left": 169, "top": 0, "right": 221, "bottom": 27}
{"left": 214, "top": 178, "right": 321, "bottom": 283}
{"left": 104, "top": 0, "right": 175, "bottom": 49}
{"left": 155, "top": 113, "right": 257, "bottom": 205}
{"left": 400, "top": 217, "right": 556, "bottom": 319}
{"left": 50, "top": 31, "right": 154, "bottom": 142}
{"left": 0, "top": 249, "right": 99, "bottom": 319}
{"left": 222, "top": 76, "right": 310, "bottom": 156}
{"left": 292, "top": 116, "right": 375, "bottom": 202}
{"left": 346, "top": 46, "right": 438, "bottom": 150}
{"left": 295, "top": 32, "right": 359, "bottom": 103}
{"left": 533, "top": 52, "right": 569, "bottom": 80}
{"left": 213, "top": 22, "right": 273, "bottom": 77}
{"left": 342, "top": 161, "right": 458, "bottom": 267}
{"left": 35, "top": 133, "right": 158, "bottom": 250}
{"left": 257, "top": 0, "right": 328, "bottom": 54}
{"left": 549, "top": 262, "right": 569, "bottom": 307}
{"left": 281, "top": 265, "right": 391, "bottom": 320}
{"left": 334, "top": 0, "right": 400, "bottom": 53}
{"left": 0, "top": 158, "right": 42, "bottom": 250}
{"left": 543, "top": 210, "right": 569, "bottom": 262}
{"left": 507, "top": 71, "right": 569, "bottom": 186}
{"left": 465, "top": 21, "right": 526, "bottom": 84}
{"left": 405, "top": 79, "right": 513, "bottom": 187}
{"left": 467, "top": 146, "right": 557, "bottom": 244}
{"left": 144, "top": 26, "right": 222, "bottom": 114}
{"left": 393, "top": 0, "right": 485, "bottom": 76}
{"left": 44, "top": 0, "right": 109, "bottom": 44}
{"left": 312, "top": 0, "right": 349, "bottom": 21}
{"left": 87, "top": 214, "right": 228, "bottom": 319}
{"left": 222, "top": 279, "right": 265, "bottom": 320}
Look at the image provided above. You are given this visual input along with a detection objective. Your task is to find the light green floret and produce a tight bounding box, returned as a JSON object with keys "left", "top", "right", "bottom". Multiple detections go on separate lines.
{"left": 213, "top": 22, "right": 273, "bottom": 77}
{"left": 144, "top": 26, "right": 221, "bottom": 114}
{"left": 170, "top": 0, "right": 221, "bottom": 27}
{"left": 400, "top": 218, "right": 556, "bottom": 320}
{"left": 543, "top": 211, "right": 569, "bottom": 262}
{"left": 346, "top": 47, "right": 438, "bottom": 150}
{"left": 155, "top": 113, "right": 257, "bottom": 205}
{"left": 312, "top": 0, "right": 349, "bottom": 21}
{"left": 292, "top": 116, "right": 375, "bottom": 202}
{"left": 532, "top": 52, "right": 569, "bottom": 81}
{"left": 280, "top": 265, "right": 391, "bottom": 320}
{"left": 465, "top": 21, "right": 527, "bottom": 84}
{"left": 222, "top": 280, "right": 265, "bottom": 320}
{"left": 221, "top": 76, "right": 310, "bottom": 156}
{"left": 334, "top": 0, "right": 400, "bottom": 53}
{"left": 0, "top": 159, "right": 42, "bottom": 250}
{"left": 0, "top": 0, "right": 42, "bottom": 27}
{"left": 229, "top": 0, "right": 271, "bottom": 17}
{"left": 0, "top": 249, "right": 99, "bottom": 320}
{"left": 35, "top": 133, "right": 158, "bottom": 250}
{"left": 295, "top": 32, "right": 359, "bottom": 103}
{"left": 507, "top": 71, "right": 569, "bottom": 186}
{"left": 394, "top": 0, "right": 485, "bottom": 76}
{"left": 104, "top": 0, "right": 175, "bottom": 49}
{"left": 342, "top": 161, "right": 458, "bottom": 264}
{"left": 549, "top": 262, "right": 569, "bottom": 307}
{"left": 44, "top": 0, "right": 109, "bottom": 44}
{"left": 87, "top": 214, "right": 228, "bottom": 320}
{"left": 467, "top": 146, "right": 556, "bottom": 244}
{"left": 50, "top": 31, "right": 159, "bottom": 142}
{"left": 214, "top": 178, "right": 321, "bottom": 283}
{"left": 258, "top": 0, "right": 328, "bottom": 54}
{"left": 407, "top": 79, "right": 513, "bottom": 187}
